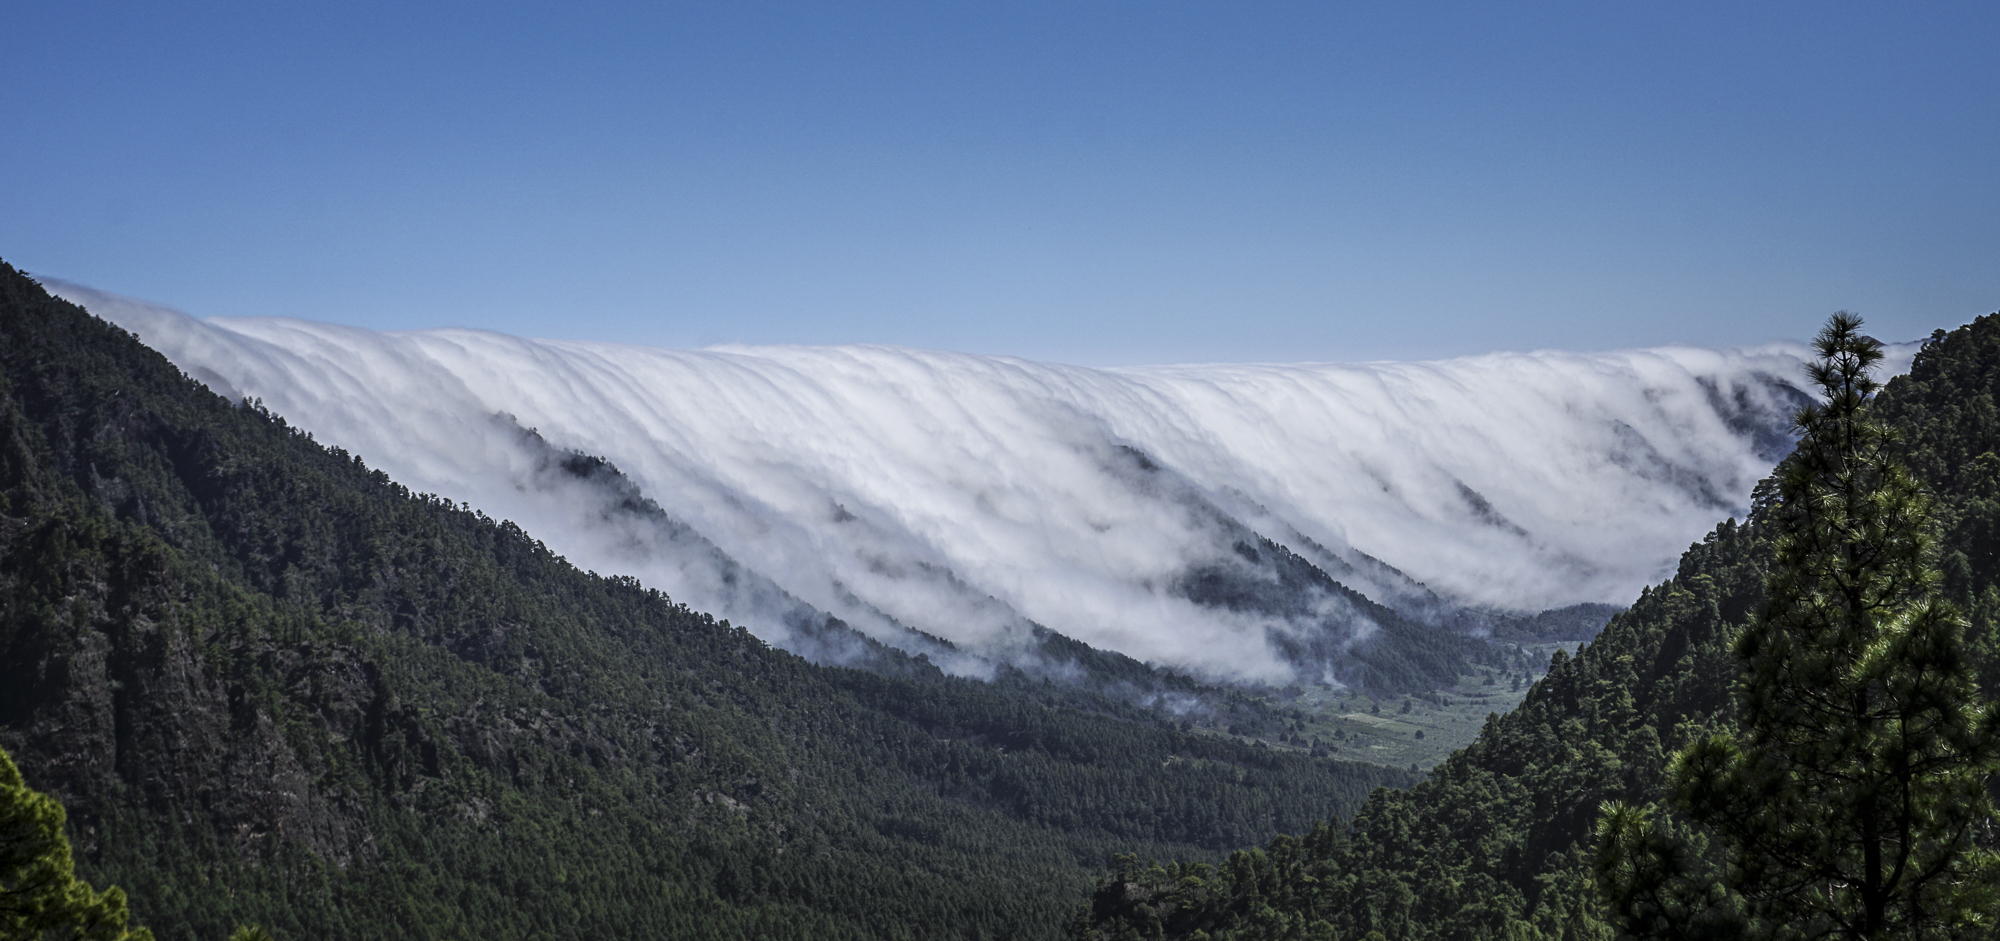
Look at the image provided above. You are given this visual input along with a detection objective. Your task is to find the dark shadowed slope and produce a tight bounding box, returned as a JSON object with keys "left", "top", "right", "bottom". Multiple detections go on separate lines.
{"left": 0, "top": 261, "right": 1413, "bottom": 941}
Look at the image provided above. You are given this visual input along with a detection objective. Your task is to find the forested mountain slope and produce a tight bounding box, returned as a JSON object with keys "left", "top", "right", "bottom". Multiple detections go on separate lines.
{"left": 1075, "top": 312, "right": 2000, "bottom": 941}
{"left": 0, "top": 260, "right": 1413, "bottom": 941}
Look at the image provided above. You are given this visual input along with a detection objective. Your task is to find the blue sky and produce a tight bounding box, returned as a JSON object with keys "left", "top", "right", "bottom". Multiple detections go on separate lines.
{"left": 7, "top": 1, "right": 1996, "bottom": 364}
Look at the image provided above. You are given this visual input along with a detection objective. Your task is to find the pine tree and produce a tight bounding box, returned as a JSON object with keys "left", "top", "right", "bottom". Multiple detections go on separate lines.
{"left": 1599, "top": 313, "right": 2000, "bottom": 939}
{"left": 0, "top": 745, "right": 153, "bottom": 940}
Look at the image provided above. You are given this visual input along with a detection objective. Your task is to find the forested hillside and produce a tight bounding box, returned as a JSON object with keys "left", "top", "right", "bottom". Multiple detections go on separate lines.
{"left": 1075, "top": 312, "right": 2000, "bottom": 940}
{"left": 0, "top": 260, "right": 1414, "bottom": 940}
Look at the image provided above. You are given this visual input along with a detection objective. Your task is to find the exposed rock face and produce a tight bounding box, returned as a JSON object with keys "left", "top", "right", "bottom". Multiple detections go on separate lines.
{"left": 0, "top": 505, "right": 366, "bottom": 868}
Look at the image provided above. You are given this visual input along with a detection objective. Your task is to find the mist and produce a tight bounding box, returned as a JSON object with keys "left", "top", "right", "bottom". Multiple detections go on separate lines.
{"left": 55, "top": 281, "right": 1879, "bottom": 683}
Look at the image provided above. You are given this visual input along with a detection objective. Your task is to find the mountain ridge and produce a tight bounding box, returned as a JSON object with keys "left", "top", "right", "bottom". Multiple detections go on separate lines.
{"left": 0, "top": 260, "right": 1412, "bottom": 940}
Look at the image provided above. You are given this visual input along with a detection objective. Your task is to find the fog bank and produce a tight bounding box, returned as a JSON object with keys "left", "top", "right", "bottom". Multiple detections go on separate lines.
{"left": 59, "top": 282, "right": 1860, "bottom": 682}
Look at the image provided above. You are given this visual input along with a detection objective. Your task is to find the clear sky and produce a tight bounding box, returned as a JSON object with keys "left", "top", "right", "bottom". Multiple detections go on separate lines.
{"left": 6, "top": 1, "right": 1996, "bottom": 365}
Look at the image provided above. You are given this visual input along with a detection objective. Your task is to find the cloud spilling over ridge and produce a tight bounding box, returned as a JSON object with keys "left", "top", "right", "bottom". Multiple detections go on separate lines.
{"left": 54, "top": 281, "right": 1874, "bottom": 682}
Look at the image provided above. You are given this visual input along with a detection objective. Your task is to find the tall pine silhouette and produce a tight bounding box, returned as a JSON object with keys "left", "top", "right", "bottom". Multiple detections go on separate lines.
{"left": 1599, "top": 313, "right": 2000, "bottom": 939}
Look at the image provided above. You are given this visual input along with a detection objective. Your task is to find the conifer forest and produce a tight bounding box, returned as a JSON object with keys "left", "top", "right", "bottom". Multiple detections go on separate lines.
{"left": 5, "top": 259, "right": 2000, "bottom": 939}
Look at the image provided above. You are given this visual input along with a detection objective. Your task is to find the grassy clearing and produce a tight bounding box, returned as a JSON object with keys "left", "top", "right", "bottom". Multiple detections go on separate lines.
{"left": 1212, "top": 642, "right": 1586, "bottom": 772}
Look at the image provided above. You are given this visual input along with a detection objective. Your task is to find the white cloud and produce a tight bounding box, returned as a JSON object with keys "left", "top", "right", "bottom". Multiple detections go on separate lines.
{"left": 56, "top": 281, "right": 1856, "bottom": 683}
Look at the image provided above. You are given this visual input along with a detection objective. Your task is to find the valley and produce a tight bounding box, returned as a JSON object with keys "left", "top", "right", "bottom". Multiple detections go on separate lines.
{"left": 1201, "top": 642, "right": 1574, "bottom": 771}
{"left": 10, "top": 7, "right": 1992, "bottom": 939}
{"left": 6, "top": 260, "right": 1997, "bottom": 940}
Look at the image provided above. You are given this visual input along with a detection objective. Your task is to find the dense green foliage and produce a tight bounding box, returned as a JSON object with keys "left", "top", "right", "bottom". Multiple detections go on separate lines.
{"left": 1076, "top": 311, "right": 2000, "bottom": 941}
{"left": 0, "top": 744, "right": 151, "bottom": 940}
{"left": 0, "top": 261, "right": 1412, "bottom": 940}
{"left": 1599, "top": 314, "right": 2000, "bottom": 938}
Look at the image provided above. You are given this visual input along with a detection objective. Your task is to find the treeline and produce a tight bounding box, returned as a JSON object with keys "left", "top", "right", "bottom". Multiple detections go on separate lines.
{"left": 1075, "top": 311, "right": 2000, "bottom": 940}
{"left": 0, "top": 260, "right": 1411, "bottom": 941}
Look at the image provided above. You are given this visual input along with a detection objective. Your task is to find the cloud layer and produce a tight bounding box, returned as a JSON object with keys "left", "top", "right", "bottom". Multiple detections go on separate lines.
{"left": 59, "top": 282, "right": 1853, "bottom": 682}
